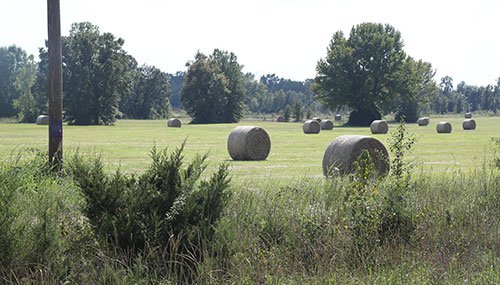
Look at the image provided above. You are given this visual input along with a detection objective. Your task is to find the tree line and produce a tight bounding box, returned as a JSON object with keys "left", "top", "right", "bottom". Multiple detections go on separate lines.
{"left": 1, "top": 22, "right": 499, "bottom": 125}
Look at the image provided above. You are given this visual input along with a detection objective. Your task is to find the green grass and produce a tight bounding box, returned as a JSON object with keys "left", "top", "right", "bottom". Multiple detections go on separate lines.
{"left": 1, "top": 115, "right": 498, "bottom": 183}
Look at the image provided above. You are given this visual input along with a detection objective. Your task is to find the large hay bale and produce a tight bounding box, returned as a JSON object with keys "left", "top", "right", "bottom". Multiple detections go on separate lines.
{"left": 462, "top": 118, "right": 476, "bottom": 130}
{"left": 465, "top": 112, "right": 472, "bottom": 119}
{"left": 417, "top": 117, "right": 430, "bottom": 126}
{"left": 436, "top": 121, "right": 452, "bottom": 133}
{"left": 322, "top": 135, "right": 389, "bottom": 177}
{"left": 167, "top": 118, "right": 181, "bottom": 128}
{"left": 227, "top": 126, "right": 271, "bottom": 160}
{"left": 276, "top": 116, "right": 285, "bottom": 122}
{"left": 312, "top": 117, "right": 322, "bottom": 123}
{"left": 303, "top": 120, "right": 321, "bottom": 134}
{"left": 334, "top": 114, "right": 342, "bottom": 121}
{"left": 36, "top": 115, "right": 49, "bottom": 125}
{"left": 370, "top": 120, "right": 388, "bottom": 134}
{"left": 320, "top": 119, "right": 334, "bottom": 130}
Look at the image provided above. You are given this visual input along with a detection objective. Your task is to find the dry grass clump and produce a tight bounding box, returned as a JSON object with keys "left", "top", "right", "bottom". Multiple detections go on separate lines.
{"left": 417, "top": 117, "right": 430, "bottom": 126}
{"left": 36, "top": 115, "right": 49, "bottom": 125}
{"left": 462, "top": 118, "right": 476, "bottom": 130}
{"left": 303, "top": 120, "right": 321, "bottom": 134}
{"left": 322, "top": 135, "right": 389, "bottom": 176}
{"left": 370, "top": 120, "right": 388, "bottom": 134}
{"left": 436, "top": 121, "right": 452, "bottom": 133}
{"left": 320, "top": 119, "right": 334, "bottom": 130}
{"left": 167, "top": 118, "right": 182, "bottom": 128}
{"left": 227, "top": 126, "right": 271, "bottom": 160}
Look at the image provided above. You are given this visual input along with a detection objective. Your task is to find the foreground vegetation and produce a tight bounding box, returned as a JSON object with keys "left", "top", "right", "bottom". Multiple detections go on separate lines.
{"left": 0, "top": 120, "right": 498, "bottom": 283}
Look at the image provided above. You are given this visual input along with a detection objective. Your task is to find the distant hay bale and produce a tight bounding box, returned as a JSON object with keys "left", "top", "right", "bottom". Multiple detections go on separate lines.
{"left": 322, "top": 135, "right": 389, "bottom": 177}
{"left": 167, "top": 118, "right": 181, "bottom": 128}
{"left": 465, "top": 112, "right": 472, "bottom": 119}
{"left": 277, "top": 116, "right": 285, "bottom": 122}
{"left": 370, "top": 120, "right": 388, "bottom": 134}
{"left": 462, "top": 118, "right": 476, "bottom": 130}
{"left": 36, "top": 115, "right": 49, "bottom": 125}
{"left": 312, "top": 117, "right": 322, "bottom": 123}
{"left": 436, "top": 121, "right": 452, "bottom": 133}
{"left": 227, "top": 126, "right": 271, "bottom": 161}
{"left": 417, "top": 117, "right": 430, "bottom": 126}
{"left": 334, "top": 114, "right": 342, "bottom": 121}
{"left": 320, "top": 119, "right": 334, "bottom": 130}
{"left": 303, "top": 120, "right": 321, "bottom": 134}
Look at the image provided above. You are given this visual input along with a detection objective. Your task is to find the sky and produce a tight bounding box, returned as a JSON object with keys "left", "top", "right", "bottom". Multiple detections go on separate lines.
{"left": 1, "top": 0, "right": 499, "bottom": 86}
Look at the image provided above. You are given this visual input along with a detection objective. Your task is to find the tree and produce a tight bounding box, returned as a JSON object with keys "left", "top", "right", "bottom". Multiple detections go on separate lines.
{"left": 13, "top": 55, "right": 38, "bottom": 122}
{"left": 121, "top": 65, "right": 171, "bottom": 119}
{"left": 167, "top": 71, "right": 185, "bottom": 109}
{"left": 0, "top": 45, "right": 32, "bottom": 118}
{"left": 293, "top": 101, "right": 303, "bottom": 122}
{"left": 283, "top": 104, "right": 292, "bottom": 122}
{"left": 313, "top": 23, "right": 408, "bottom": 126}
{"left": 181, "top": 50, "right": 245, "bottom": 124}
{"left": 63, "top": 22, "right": 136, "bottom": 125}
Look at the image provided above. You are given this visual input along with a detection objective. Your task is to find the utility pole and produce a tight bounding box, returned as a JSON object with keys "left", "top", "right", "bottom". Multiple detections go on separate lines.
{"left": 47, "top": 0, "right": 63, "bottom": 168}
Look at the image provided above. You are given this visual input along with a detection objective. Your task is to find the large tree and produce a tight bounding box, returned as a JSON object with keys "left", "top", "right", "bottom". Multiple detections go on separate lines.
{"left": 313, "top": 23, "right": 409, "bottom": 126}
{"left": 63, "top": 22, "right": 136, "bottom": 125}
{"left": 181, "top": 50, "right": 245, "bottom": 123}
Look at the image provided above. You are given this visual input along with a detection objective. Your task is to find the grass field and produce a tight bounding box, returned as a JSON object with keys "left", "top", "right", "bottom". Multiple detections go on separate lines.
{"left": 1, "top": 115, "right": 498, "bottom": 182}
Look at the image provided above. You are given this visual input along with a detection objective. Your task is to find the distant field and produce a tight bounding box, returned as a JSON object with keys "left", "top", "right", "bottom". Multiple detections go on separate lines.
{"left": 1, "top": 115, "right": 499, "bottom": 182}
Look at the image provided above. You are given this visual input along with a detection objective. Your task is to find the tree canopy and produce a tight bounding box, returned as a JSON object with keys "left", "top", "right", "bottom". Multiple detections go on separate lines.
{"left": 313, "top": 23, "right": 436, "bottom": 125}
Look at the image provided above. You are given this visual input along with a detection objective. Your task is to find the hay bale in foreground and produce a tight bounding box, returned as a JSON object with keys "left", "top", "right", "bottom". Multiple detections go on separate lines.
{"left": 312, "top": 117, "right": 322, "bottom": 123}
{"left": 276, "top": 116, "right": 285, "bottom": 122}
{"left": 334, "top": 114, "right": 342, "bottom": 121}
{"left": 320, "top": 119, "right": 334, "bottom": 130}
{"left": 462, "top": 118, "right": 476, "bottom": 130}
{"left": 465, "top": 112, "right": 472, "bottom": 119}
{"left": 303, "top": 120, "right": 321, "bottom": 134}
{"left": 436, "top": 121, "right": 452, "bottom": 133}
{"left": 36, "top": 115, "right": 49, "bottom": 125}
{"left": 167, "top": 118, "right": 181, "bottom": 128}
{"left": 417, "top": 117, "right": 430, "bottom": 126}
{"left": 370, "top": 120, "right": 388, "bottom": 134}
{"left": 227, "top": 126, "right": 271, "bottom": 160}
{"left": 322, "top": 135, "right": 389, "bottom": 177}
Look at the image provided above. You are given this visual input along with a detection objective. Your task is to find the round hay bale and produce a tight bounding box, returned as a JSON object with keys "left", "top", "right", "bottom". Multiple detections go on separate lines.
{"left": 417, "top": 117, "right": 430, "bottom": 126}
{"left": 462, "top": 118, "right": 476, "bottom": 130}
{"left": 312, "top": 117, "right": 322, "bottom": 123}
{"left": 167, "top": 118, "right": 181, "bottom": 128}
{"left": 436, "top": 121, "right": 452, "bottom": 133}
{"left": 320, "top": 119, "right": 334, "bottom": 130}
{"left": 36, "top": 115, "right": 49, "bottom": 125}
{"left": 465, "top": 112, "right": 472, "bottom": 119}
{"left": 334, "top": 114, "right": 342, "bottom": 121}
{"left": 303, "top": 120, "right": 321, "bottom": 134}
{"left": 227, "top": 126, "right": 271, "bottom": 161}
{"left": 276, "top": 116, "right": 285, "bottom": 122}
{"left": 370, "top": 120, "right": 388, "bottom": 134}
{"left": 322, "top": 135, "right": 389, "bottom": 177}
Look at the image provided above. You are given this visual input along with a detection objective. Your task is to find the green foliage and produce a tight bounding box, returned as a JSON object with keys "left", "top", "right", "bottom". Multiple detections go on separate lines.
{"left": 293, "top": 102, "right": 303, "bottom": 122}
{"left": 181, "top": 49, "right": 245, "bottom": 123}
{"left": 282, "top": 104, "right": 292, "bottom": 122}
{"left": 12, "top": 54, "right": 39, "bottom": 123}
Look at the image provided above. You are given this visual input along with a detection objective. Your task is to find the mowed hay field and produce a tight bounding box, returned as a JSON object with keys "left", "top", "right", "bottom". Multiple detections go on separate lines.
{"left": 0, "top": 115, "right": 499, "bottom": 183}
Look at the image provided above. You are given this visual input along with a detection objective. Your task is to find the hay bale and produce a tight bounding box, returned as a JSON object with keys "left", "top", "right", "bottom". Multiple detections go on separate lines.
{"left": 227, "top": 126, "right": 271, "bottom": 160}
{"left": 465, "top": 112, "right": 472, "bottom": 119}
{"left": 320, "top": 119, "right": 334, "bottom": 130}
{"left": 167, "top": 118, "right": 181, "bottom": 128}
{"left": 370, "top": 120, "right": 388, "bottom": 134}
{"left": 303, "top": 120, "right": 321, "bottom": 134}
{"left": 436, "top": 121, "right": 452, "bottom": 133}
{"left": 462, "top": 118, "right": 476, "bottom": 130}
{"left": 276, "top": 116, "right": 285, "bottom": 122}
{"left": 334, "top": 114, "right": 342, "bottom": 121}
{"left": 417, "top": 117, "right": 430, "bottom": 126}
{"left": 36, "top": 115, "right": 49, "bottom": 125}
{"left": 322, "top": 135, "right": 389, "bottom": 177}
{"left": 312, "top": 117, "right": 322, "bottom": 123}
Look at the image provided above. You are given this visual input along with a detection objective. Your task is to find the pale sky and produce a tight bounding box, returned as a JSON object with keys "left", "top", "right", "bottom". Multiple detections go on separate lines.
{"left": 1, "top": 0, "right": 499, "bottom": 86}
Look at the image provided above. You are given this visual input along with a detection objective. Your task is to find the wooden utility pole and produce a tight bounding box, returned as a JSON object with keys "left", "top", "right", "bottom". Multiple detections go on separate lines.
{"left": 47, "top": 0, "right": 63, "bottom": 168}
